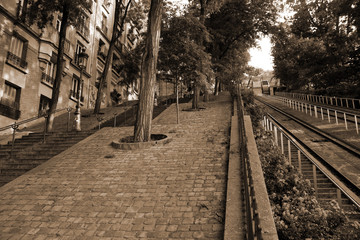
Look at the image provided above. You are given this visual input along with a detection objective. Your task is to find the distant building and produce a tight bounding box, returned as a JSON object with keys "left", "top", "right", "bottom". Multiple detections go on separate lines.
{"left": 0, "top": 0, "right": 139, "bottom": 129}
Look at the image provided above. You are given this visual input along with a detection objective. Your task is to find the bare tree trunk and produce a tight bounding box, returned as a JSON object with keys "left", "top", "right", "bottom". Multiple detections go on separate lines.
{"left": 133, "top": 0, "right": 163, "bottom": 142}
{"left": 94, "top": 0, "right": 131, "bottom": 114}
{"left": 46, "top": 3, "right": 70, "bottom": 132}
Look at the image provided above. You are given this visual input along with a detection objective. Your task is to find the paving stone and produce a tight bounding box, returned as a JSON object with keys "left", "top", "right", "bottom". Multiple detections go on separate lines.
{"left": 0, "top": 92, "right": 231, "bottom": 239}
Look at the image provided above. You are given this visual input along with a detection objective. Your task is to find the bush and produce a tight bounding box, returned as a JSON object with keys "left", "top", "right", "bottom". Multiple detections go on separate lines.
{"left": 241, "top": 93, "right": 360, "bottom": 239}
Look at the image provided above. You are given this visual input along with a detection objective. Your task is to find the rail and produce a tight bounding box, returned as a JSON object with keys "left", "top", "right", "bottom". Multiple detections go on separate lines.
{"left": 263, "top": 113, "right": 360, "bottom": 209}
{"left": 277, "top": 96, "right": 359, "bottom": 134}
{"left": 276, "top": 92, "right": 360, "bottom": 110}
{"left": 236, "top": 90, "right": 278, "bottom": 239}
{"left": 0, "top": 107, "right": 70, "bottom": 153}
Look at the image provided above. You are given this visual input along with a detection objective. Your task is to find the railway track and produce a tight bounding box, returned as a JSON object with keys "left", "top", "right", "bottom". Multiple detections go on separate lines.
{"left": 255, "top": 96, "right": 360, "bottom": 220}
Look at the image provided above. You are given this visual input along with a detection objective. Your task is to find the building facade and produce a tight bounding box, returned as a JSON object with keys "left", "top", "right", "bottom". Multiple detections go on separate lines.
{"left": 0, "top": 0, "right": 138, "bottom": 129}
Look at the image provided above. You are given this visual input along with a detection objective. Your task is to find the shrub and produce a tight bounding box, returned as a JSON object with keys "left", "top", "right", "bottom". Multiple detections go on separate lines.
{"left": 240, "top": 93, "right": 360, "bottom": 239}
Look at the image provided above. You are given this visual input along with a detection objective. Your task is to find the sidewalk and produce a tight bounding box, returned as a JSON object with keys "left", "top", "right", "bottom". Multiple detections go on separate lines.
{"left": 0, "top": 92, "right": 232, "bottom": 239}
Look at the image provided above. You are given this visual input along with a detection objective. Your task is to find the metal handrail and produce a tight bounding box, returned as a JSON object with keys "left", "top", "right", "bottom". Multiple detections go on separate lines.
{"left": 277, "top": 96, "right": 359, "bottom": 134}
{"left": 237, "top": 90, "right": 278, "bottom": 239}
{"left": 276, "top": 92, "right": 360, "bottom": 110}
{"left": 264, "top": 113, "right": 360, "bottom": 209}
{"left": 0, "top": 107, "right": 68, "bottom": 132}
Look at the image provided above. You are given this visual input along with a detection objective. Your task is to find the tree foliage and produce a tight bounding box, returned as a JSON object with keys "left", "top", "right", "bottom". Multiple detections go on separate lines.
{"left": 206, "top": 0, "right": 277, "bottom": 91}
{"left": 272, "top": 0, "right": 360, "bottom": 97}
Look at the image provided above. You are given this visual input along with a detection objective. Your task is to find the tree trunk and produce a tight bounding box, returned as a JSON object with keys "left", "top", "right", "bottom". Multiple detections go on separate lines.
{"left": 94, "top": 0, "right": 131, "bottom": 114}
{"left": 192, "top": 85, "right": 200, "bottom": 109}
{"left": 46, "top": 3, "right": 70, "bottom": 132}
{"left": 176, "top": 77, "right": 179, "bottom": 124}
{"left": 214, "top": 77, "right": 219, "bottom": 95}
{"left": 133, "top": 0, "right": 163, "bottom": 142}
{"left": 192, "top": 0, "right": 206, "bottom": 109}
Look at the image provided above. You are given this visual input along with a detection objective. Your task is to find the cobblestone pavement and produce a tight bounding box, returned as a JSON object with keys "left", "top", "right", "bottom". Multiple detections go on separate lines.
{"left": 0, "top": 92, "right": 232, "bottom": 239}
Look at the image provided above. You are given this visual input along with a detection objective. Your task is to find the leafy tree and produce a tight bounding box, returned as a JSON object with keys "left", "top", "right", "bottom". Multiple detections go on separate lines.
{"left": 159, "top": 14, "right": 212, "bottom": 122}
{"left": 206, "top": 0, "right": 277, "bottom": 93}
{"left": 273, "top": 0, "right": 360, "bottom": 96}
{"left": 93, "top": 0, "right": 132, "bottom": 114}
{"left": 27, "top": 0, "right": 91, "bottom": 132}
{"left": 133, "top": 0, "right": 163, "bottom": 142}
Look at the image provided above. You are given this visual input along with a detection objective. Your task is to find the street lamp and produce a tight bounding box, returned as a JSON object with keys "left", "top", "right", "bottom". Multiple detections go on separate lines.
{"left": 74, "top": 49, "right": 89, "bottom": 131}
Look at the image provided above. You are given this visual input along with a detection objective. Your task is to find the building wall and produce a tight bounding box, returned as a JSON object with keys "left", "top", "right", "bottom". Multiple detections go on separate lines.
{"left": 0, "top": 0, "right": 137, "bottom": 130}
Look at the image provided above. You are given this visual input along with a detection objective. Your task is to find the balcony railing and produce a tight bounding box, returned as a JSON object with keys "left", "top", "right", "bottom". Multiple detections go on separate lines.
{"left": 69, "top": 90, "right": 84, "bottom": 102}
{"left": 77, "top": 24, "right": 90, "bottom": 39}
{"left": 6, "top": 51, "right": 27, "bottom": 69}
{"left": 101, "top": 24, "right": 108, "bottom": 35}
{"left": 0, "top": 98, "right": 20, "bottom": 120}
{"left": 41, "top": 72, "right": 54, "bottom": 86}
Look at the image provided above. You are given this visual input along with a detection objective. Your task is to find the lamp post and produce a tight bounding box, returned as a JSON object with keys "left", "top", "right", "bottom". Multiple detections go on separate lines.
{"left": 74, "top": 49, "right": 89, "bottom": 131}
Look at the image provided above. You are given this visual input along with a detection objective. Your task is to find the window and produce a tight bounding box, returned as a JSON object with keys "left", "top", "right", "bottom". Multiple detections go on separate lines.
{"left": 97, "top": 39, "right": 107, "bottom": 61}
{"left": 103, "top": 0, "right": 111, "bottom": 9}
{"left": 40, "top": 53, "right": 57, "bottom": 86}
{"left": 56, "top": 17, "right": 62, "bottom": 32}
{"left": 0, "top": 82, "right": 21, "bottom": 119}
{"left": 77, "top": 13, "right": 89, "bottom": 38}
{"left": 70, "top": 75, "right": 84, "bottom": 102}
{"left": 101, "top": 13, "right": 108, "bottom": 34}
{"left": 112, "top": 53, "right": 122, "bottom": 74}
{"left": 7, "top": 33, "right": 28, "bottom": 69}
{"left": 74, "top": 42, "right": 85, "bottom": 66}
{"left": 38, "top": 95, "right": 51, "bottom": 116}
{"left": 17, "top": 0, "right": 28, "bottom": 21}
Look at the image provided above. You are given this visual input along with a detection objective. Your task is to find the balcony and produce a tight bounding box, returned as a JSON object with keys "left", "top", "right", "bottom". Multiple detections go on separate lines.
{"left": 6, "top": 51, "right": 27, "bottom": 70}
{"left": 69, "top": 90, "right": 84, "bottom": 102}
{"left": 101, "top": 24, "right": 108, "bottom": 35}
{"left": 0, "top": 98, "right": 20, "bottom": 120}
{"left": 77, "top": 25, "right": 90, "bottom": 40}
{"left": 41, "top": 72, "right": 54, "bottom": 86}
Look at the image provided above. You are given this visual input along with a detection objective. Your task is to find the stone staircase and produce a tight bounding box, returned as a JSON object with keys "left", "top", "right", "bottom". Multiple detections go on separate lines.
{"left": 0, "top": 130, "right": 95, "bottom": 186}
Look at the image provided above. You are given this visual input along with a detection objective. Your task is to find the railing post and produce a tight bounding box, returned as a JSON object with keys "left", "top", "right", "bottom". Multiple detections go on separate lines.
{"left": 113, "top": 113, "right": 117, "bottom": 127}
{"left": 298, "top": 150, "right": 302, "bottom": 174}
{"left": 281, "top": 132, "right": 284, "bottom": 154}
{"left": 327, "top": 109, "right": 331, "bottom": 123}
{"left": 337, "top": 189, "right": 342, "bottom": 207}
{"left": 96, "top": 114, "right": 104, "bottom": 130}
{"left": 344, "top": 113, "right": 348, "bottom": 130}
{"left": 309, "top": 105, "right": 312, "bottom": 116}
{"left": 43, "top": 113, "right": 49, "bottom": 143}
{"left": 321, "top": 107, "right": 324, "bottom": 120}
{"left": 10, "top": 122, "right": 19, "bottom": 157}
{"left": 66, "top": 107, "right": 72, "bottom": 131}
{"left": 313, "top": 165, "right": 318, "bottom": 197}
{"left": 314, "top": 106, "right": 318, "bottom": 118}
{"left": 288, "top": 139, "right": 291, "bottom": 163}
{"left": 274, "top": 126, "right": 278, "bottom": 146}
{"left": 355, "top": 115, "right": 359, "bottom": 134}
{"left": 335, "top": 110, "right": 338, "bottom": 125}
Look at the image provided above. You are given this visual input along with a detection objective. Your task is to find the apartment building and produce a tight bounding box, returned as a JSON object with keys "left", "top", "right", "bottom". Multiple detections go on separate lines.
{"left": 0, "top": 0, "right": 138, "bottom": 129}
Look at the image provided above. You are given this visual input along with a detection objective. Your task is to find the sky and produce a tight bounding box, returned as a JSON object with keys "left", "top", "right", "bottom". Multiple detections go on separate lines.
{"left": 248, "top": 36, "right": 274, "bottom": 71}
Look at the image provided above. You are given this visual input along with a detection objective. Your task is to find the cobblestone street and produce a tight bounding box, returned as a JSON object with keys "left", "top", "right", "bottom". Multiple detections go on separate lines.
{"left": 0, "top": 92, "right": 232, "bottom": 239}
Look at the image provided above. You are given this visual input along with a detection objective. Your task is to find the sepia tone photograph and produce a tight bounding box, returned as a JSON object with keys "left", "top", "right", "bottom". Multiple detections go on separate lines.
{"left": 0, "top": 0, "right": 359, "bottom": 239}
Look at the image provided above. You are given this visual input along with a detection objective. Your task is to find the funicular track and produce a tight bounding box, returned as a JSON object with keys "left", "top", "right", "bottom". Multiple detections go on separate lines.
{"left": 255, "top": 96, "right": 360, "bottom": 220}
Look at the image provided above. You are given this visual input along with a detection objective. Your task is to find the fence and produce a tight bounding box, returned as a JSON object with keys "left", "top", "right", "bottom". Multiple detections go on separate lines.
{"left": 279, "top": 97, "right": 359, "bottom": 134}
{"left": 276, "top": 92, "right": 360, "bottom": 110}
{"left": 236, "top": 90, "right": 278, "bottom": 239}
{"left": 263, "top": 113, "right": 360, "bottom": 208}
